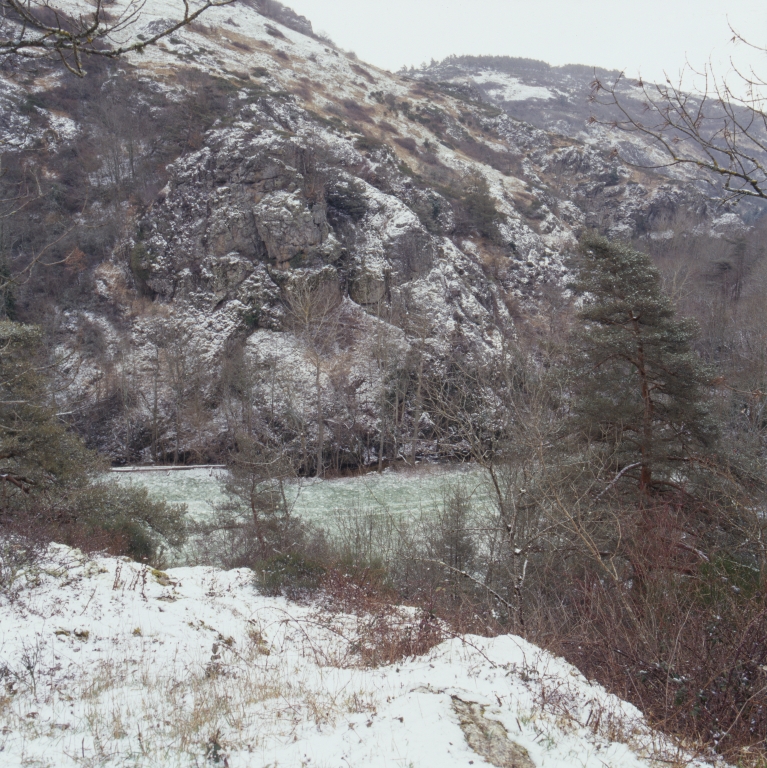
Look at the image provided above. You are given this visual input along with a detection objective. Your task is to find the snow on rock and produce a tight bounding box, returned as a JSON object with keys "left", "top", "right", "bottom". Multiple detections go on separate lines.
{"left": 0, "top": 543, "right": 717, "bottom": 767}
{"left": 471, "top": 70, "right": 557, "bottom": 102}
{"left": 1, "top": 0, "right": 749, "bottom": 463}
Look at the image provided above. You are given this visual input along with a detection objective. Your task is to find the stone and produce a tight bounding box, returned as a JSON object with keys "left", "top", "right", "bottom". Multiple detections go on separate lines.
{"left": 452, "top": 697, "right": 536, "bottom": 768}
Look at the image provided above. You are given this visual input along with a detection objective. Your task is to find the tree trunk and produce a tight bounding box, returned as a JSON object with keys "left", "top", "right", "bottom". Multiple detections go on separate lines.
{"left": 633, "top": 315, "right": 654, "bottom": 494}
{"left": 410, "top": 355, "right": 424, "bottom": 465}
{"left": 315, "top": 358, "right": 323, "bottom": 478}
{"left": 151, "top": 347, "right": 159, "bottom": 463}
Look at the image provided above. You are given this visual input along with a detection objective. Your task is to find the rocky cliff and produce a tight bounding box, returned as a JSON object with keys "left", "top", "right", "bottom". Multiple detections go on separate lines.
{"left": 0, "top": 0, "right": 755, "bottom": 467}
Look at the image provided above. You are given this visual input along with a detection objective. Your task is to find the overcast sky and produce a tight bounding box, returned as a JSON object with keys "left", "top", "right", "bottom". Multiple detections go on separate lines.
{"left": 284, "top": 0, "right": 767, "bottom": 85}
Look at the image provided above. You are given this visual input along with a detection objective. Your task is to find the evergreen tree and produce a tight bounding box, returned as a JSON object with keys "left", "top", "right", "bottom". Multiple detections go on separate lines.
{"left": 0, "top": 321, "right": 186, "bottom": 560}
{"left": 0, "top": 322, "right": 91, "bottom": 497}
{"left": 0, "top": 263, "right": 16, "bottom": 320}
{"left": 569, "top": 234, "right": 718, "bottom": 495}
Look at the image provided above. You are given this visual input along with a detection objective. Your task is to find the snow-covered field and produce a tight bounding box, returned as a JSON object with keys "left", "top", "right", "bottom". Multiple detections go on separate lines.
{"left": 0, "top": 544, "right": 714, "bottom": 768}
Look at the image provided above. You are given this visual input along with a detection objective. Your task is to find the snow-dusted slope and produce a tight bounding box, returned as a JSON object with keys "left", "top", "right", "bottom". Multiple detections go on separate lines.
{"left": 0, "top": 544, "right": 716, "bottom": 768}
{"left": 2, "top": 0, "right": 751, "bottom": 465}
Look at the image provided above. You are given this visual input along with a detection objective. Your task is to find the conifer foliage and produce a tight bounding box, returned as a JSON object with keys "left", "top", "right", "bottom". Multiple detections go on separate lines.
{"left": 0, "top": 321, "right": 185, "bottom": 560}
{"left": 0, "top": 322, "right": 91, "bottom": 496}
{"left": 570, "top": 234, "right": 717, "bottom": 495}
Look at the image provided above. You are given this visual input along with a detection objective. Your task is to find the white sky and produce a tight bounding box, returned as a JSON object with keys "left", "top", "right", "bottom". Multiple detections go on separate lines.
{"left": 284, "top": 0, "right": 767, "bottom": 85}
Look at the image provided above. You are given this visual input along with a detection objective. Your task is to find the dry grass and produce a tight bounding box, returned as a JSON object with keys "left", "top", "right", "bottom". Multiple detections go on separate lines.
{"left": 0, "top": 613, "right": 383, "bottom": 766}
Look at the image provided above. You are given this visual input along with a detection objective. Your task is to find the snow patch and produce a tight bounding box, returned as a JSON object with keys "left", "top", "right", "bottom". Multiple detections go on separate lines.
{"left": 472, "top": 70, "right": 556, "bottom": 101}
{"left": 0, "top": 543, "right": 719, "bottom": 767}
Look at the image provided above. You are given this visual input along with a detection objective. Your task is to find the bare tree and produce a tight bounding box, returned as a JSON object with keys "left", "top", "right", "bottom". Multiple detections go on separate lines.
{"left": 1, "top": 0, "right": 235, "bottom": 77}
{"left": 391, "top": 288, "right": 434, "bottom": 466}
{"left": 141, "top": 317, "right": 208, "bottom": 465}
{"left": 284, "top": 274, "right": 341, "bottom": 478}
{"left": 590, "top": 30, "right": 767, "bottom": 204}
{"left": 369, "top": 299, "right": 404, "bottom": 472}
{"left": 0, "top": 159, "right": 76, "bottom": 310}
{"left": 417, "top": 322, "right": 568, "bottom": 629}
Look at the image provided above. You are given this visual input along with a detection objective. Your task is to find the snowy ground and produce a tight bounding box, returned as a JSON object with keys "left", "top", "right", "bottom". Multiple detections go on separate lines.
{"left": 0, "top": 544, "right": 717, "bottom": 768}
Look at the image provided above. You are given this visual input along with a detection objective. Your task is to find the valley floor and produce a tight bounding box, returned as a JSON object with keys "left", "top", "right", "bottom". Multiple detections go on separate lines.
{"left": 0, "top": 544, "right": 718, "bottom": 768}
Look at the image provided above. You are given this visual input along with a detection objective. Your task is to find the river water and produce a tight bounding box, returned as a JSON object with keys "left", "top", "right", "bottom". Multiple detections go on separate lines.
{"left": 112, "top": 464, "right": 493, "bottom": 524}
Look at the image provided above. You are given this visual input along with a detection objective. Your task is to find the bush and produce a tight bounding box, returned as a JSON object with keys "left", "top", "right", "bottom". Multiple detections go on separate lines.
{"left": 129, "top": 242, "right": 152, "bottom": 294}
{"left": 0, "top": 321, "right": 186, "bottom": 565}
{"left": 394, "top": 136, "right": 417, "bottom": 153}
{"left": 325, "top": 177, "right": 368, "bottom": 221}
{"left": 354, "top": 135, "right": 387, "bottom": 153}
{"left": 451, "top": 173, "right": 502, "bottom": 241}
{"left": 538, "top": 541, "right": 767, "bottom": 761}
{"left": 258, "top": 552, "right": 327, "bottom": 597}
{"left": 73, "top": 482, "right": 187, "bottom": 562}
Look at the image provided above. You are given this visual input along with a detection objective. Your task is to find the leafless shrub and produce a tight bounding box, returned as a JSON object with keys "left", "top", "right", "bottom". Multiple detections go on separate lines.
{"left": 351, "top": 63, "right": 375, "bottom": 84}
{"left": 0, "top": 535, "right": 43, "bottom": 601}
{"left": 315, "top": 568, "right": 443, "bottom": 667}
{"left": 394, "top": 136, "right": 417, "bottom": 153}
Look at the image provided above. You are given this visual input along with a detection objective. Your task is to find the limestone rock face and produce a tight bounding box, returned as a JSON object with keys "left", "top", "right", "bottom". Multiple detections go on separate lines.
{"left": 206, "top": 202, "right": 264, "bottom": 261}
{"left": 203, "top": 254, "right": 255, "bottom": 305}
{"left": 253, "top": 190, "right": 329, "bottom": 266}
{"left": 385, "top": 228, "right": 435, "bottom": 280}
{"left": 7, "top": 0, "right": 751, "bottom": 463}
{"left": 349, "top": 268, "right": 386, "bottom": 305}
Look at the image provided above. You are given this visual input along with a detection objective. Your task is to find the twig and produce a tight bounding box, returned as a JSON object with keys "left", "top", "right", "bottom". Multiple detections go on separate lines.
{"left": 595, "top": 463, "right": 641, "bottom": 500}
{"left": 414, "top": 556, "right": 515, "bottom": 613}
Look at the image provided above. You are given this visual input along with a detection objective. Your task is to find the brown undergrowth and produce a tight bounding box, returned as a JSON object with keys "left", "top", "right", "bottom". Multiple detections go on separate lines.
{"left": 278, "top": 507, "right": 767, "bottom": 765}
{"left": 312, "top": 566, "right": 445, "bottom": 667}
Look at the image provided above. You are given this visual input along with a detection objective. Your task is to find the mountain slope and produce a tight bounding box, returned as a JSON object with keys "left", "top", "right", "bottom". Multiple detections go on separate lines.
{"left": 0, "top": 0, "right": 752, "bottom": 466}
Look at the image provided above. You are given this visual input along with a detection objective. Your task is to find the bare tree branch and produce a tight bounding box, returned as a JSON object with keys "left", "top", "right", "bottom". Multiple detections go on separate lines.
{"left": 1, "top": 0, "right": 236, "bottom": 76}
{"left": 590, "top": 54, "right": 767, "bottom": 203}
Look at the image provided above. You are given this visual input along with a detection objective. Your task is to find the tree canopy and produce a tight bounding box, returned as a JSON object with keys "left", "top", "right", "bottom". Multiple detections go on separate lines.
{"left": 569, "top": 234, "right": 718, "bottom": 495}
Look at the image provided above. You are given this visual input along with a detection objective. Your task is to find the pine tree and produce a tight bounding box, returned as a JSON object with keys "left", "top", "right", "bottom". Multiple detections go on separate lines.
{"left": 569, "top": 234, "right": 717, "bottom": 495}
{"left": 0, "top": 321, "right": 93, "bottom": 497}
{"left": 0, "top": 321, "right": 186, "bottom": 560}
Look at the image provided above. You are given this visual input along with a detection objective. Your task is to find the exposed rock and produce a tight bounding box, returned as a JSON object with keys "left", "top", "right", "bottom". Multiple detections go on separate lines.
{"left": 452, "top": 697, "right": 536, "bottom": 768}
{"left": 202, "top": 254, "right": 255, "bottom": 306}
{"left": 349, "top": 267, "right": 386, "bottom": 305}
{"left": 252, "top": 190, "right": 328, "bottom": 267}
{"left": 2, "top": 0, "right": 757, "bottom": 464}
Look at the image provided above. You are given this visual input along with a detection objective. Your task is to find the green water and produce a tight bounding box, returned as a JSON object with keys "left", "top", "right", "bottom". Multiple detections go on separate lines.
{"left": 112, "top": 464, "right": 492, "bottom": 524}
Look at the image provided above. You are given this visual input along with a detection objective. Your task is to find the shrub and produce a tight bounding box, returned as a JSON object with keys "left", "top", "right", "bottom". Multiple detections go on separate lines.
{"left": 325, "top": 177, "right": 368, "bottom": 221}
{"left": 452, "top": 173, "right": 502, "bottom": 241}
{"left": 394, "top": 136, "right": 417, "bottom": 153}
{"left": 354, "top": 135, "right": 387, "bottom": 153}
{"left": 73, "top": 482, "right": 187, "bottom": 562}
{"left": 258, "top": 552, "right": 326, "bottom": 597}
{"left": 129, "top": 242, "right": 152, "bottom": 294}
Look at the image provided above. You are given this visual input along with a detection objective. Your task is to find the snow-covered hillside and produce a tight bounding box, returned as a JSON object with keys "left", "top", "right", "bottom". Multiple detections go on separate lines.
{"left": 0, "top": 0, "right": 744, "bottom": 462}
{"left": 2, "top": 0, "right": 749, "bottom": 466}
{"left": 0, "top": 544, "right": 717, "bottom": 767}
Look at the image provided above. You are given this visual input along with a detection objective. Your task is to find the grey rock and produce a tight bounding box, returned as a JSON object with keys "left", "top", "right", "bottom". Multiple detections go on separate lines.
{"left": 452, "top": 697, "right": 536, "bottom": 768}
{"left": 349, "top": 268, "right": 386, "bottom": 305}
{"left": 253, "top": 190, "right": 328, "bottom": 266}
